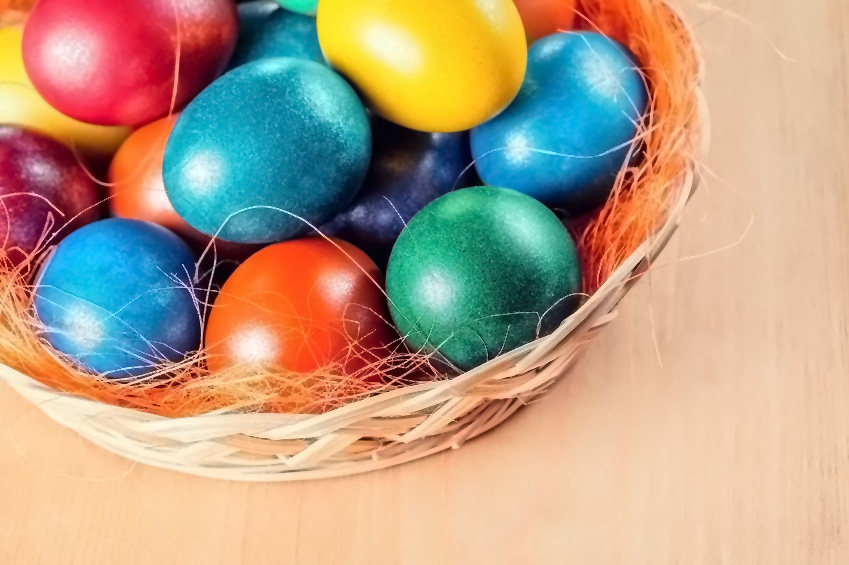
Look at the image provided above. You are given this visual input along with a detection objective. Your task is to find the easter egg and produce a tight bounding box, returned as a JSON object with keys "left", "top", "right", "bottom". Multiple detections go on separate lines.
{"left": 0, "top": 27, "right": 128, "bottom": 159}
{"left": 108, "top": 116, "right": 182, "bottom": 230}
{"left": 514, "top": 0, "right": 578, "bottom": 42}
{"left": 317, "top": 0, "right": 527, "bottom": 133}
{"left": 321, "top": 118, "right": 478, "bottom": 268}
{"left": 108, "top": 115, "right": 260, "bottom": 266}
{"left": 33, "top": 219, "right": 200, "bottom": 378}
{"left": 205, "top": 238, "right": 393, "bottom": 375}
{"left": 22, "top": 0, "right": 238, "bottom": 126}
{"left": 386, "top": 187, "right": 582, "bottom": 371}
{"left": 275, "top": 0, "right": 318, "bottom": 17}
{"left": 229, "top": 1, "right": 324, "bottom": 69}
{"left": 471, "top": 32, "right": 649, "bottom": 214}
{"left": 163, "top": 58, "right": 371, "bottom": 244}
{"left": 0, "top": 126, "right": 100, "bottom": 268}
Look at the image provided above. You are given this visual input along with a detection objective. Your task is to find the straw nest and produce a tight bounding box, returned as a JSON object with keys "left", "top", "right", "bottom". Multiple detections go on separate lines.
{"left": 0, "top": 0, "right": 706, "bottom": 481}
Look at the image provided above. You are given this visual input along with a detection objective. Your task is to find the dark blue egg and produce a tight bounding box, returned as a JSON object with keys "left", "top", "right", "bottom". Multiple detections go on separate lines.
{"left": 471, "top": 32, "right": 649, "bottom": 214}
{"left": 228, "top": 1, "right": 324, "bottom": 70}
{"left": 33, "top": 219, "right": 200, "bottom": 379}
{"left": 163, "top": 58, "right": 371, "bottom": 244}
{"left": 321, "top": 118, "right": 478, "bottom": 267}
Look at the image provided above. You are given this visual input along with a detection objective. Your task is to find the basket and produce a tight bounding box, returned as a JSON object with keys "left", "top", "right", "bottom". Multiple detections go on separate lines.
{"left": 0, "top": 1, "right": 706, "bottom": 481}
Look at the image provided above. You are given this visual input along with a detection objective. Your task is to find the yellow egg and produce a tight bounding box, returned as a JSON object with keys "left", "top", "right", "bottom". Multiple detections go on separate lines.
{"left": 0, "top": 26, "right": 129, "bottom": 159}
{"left": 317, "top": 0, "right": 527, "bottom": 133}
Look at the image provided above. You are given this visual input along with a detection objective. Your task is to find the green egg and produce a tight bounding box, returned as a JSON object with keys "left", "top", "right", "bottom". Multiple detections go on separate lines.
{"left": 386, "top": 186, "right": 582, "bottom": 371}
{"left": 275, "top": 0, "right": 318, "bottom": 16}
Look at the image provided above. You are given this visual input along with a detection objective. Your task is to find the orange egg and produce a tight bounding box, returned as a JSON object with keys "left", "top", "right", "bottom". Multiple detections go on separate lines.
{"left": 108, "top": 116, "right": 183, "bottom": 229}
{"left": 514, "top": 0, "right": 578, "bottom": 42}
{"left": 205, "top": 238, "right": 394, "bottom": 376}
{"left": 108, "top": 115, "right": 257, "bottom": 262}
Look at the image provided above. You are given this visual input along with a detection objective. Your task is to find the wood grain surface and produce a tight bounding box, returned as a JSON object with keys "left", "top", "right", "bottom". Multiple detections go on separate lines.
{"left": 1, "top": 1, "right": 846, "bottom": 563}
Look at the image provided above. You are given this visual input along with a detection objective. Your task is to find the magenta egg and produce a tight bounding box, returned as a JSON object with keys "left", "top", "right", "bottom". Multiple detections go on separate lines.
{"left": 22, "top": 0, "right": 238, "bottom": 126}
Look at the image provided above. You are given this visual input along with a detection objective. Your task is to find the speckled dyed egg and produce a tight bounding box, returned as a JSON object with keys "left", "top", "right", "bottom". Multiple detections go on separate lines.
{"left": 321, "top": 118, "right": 478, "bottom": 267}
{"left": 471, "top": 32, "right": 649, "bottom": 213}
{"left": 205, "top": 237, "right": 393, "bottom": 375}
{"left": 275, "top": 0, "right": 318, "bottom": 16}
{"left": 33, "top": 219, "right": 200, "bottom": 378}
{"left": 22, "top": 0, "right": 238, "bottom": 126}
{"left": 317, "top": 0, "right": 527, "bottom": 132}
{"left": 0, "top": 27, "right": 129, "bottom": 159}
{"left": 0, "top": 126, "right": 100, "bottom": 268}
{"left": 228, "top": 1, "right": 324, "bottom": 69}
{"left": 514, "top": 0, "right": 577, "bottom": 42}
{"left": 386, "top": 187, "right": 582, "bottom": 371}
{"left": 108, "top": 115, "right": 261, "bottom": 265}
{"left": 163, "top": 58, "right": 371, "bottom": 244}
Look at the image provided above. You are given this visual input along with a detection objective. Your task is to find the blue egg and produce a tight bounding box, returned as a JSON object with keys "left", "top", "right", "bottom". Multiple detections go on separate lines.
{"left": 228, "top": 1, "right": 324, "bottom": 70}
{"left": 33, "top": 219, "right": 200, "bottom": 379}
{"left": 163, "top": 58, "right": 371, "bottom": 244}
{"left": 321, "top": 118, "right": 478, "bottom": 267}
{"left": 471, "top": 32, "right": 649, "bottom": 214}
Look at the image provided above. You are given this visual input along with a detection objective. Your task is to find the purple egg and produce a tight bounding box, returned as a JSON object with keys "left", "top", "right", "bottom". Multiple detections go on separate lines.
{"left": 0, "top": 126, "right": 100, "bottom": 268}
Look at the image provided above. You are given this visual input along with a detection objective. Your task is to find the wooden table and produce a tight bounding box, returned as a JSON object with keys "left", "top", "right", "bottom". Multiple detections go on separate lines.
{"left": 2, "top": 1, "right": 846, "bottom": 563}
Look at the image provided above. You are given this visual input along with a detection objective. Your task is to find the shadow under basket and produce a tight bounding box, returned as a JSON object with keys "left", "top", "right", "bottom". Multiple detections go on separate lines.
{"left": 0, "top": 1, "right": 707, "bottom": 481}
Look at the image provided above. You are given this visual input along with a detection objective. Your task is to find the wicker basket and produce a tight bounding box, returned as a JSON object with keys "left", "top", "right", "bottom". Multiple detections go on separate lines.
{"left": 0, "top": 3, "right": 706, "bottom": 482}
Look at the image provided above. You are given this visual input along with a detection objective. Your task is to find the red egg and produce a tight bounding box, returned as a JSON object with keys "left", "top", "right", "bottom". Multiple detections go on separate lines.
{"left": 514, "top": 0, "right": 578, "bottom": 41}
{"left": 22, "top": 0, "right": 238, "bottom": 126}
{"left": 108, "top": 115, "right": 259, "bottom": 265}
{"left": 205, "top": 238, "right": 394, "bottom": 377}
{"left": 0, "top": 126, "right": 100, "bottom": 268}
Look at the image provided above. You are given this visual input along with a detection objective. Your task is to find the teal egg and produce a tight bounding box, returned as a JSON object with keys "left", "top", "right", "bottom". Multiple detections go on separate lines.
{"left": 229, "top": 1, "right": 324, "bottom": 69}
{"left": 386, "top": 187, "right": 582, "bottom": 371}
{"left": 163, "top": 58, "right": 371, "bottom": 244}
{"left": 275, "top": 0, "right": 318, "bottom": 16}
